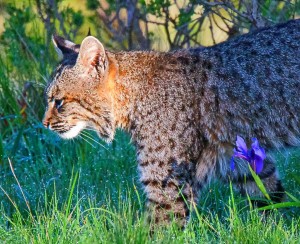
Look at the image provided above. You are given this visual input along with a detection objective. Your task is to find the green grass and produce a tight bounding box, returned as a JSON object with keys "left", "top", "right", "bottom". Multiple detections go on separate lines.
{"left": 0, "top": 164, "right": 300, "bottom": 243}
{"left": 0, "top": 3, "right": 300, "bottom": 242}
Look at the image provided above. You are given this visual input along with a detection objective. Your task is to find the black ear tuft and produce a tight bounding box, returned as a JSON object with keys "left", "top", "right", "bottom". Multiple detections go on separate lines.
{"left": 87, "top": 28, "right": 91, "bottom": 37}
{"left": 52, "top": 34, "right": 80, "bottom": 58}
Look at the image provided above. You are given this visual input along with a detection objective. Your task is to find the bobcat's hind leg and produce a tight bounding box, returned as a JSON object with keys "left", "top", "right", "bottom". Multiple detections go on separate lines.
{"left": 139, "top": 158, "right": 197, "bottom": 226}
{"left": 229, "top": 158, "right": 285, "bottom": 207}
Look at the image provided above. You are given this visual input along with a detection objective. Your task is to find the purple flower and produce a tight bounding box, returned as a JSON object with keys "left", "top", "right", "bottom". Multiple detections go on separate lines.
{"left": 231, "top": 136, "right": 266, "bottom": 174}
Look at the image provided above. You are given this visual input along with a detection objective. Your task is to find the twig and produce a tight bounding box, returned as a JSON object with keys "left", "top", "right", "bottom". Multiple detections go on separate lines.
{"left": 162, "top": 6, "right": 175, "bottom": 49}
{"left": 13, "top": 29, "right": 38, "bottom": 65}
{"left": 212, "top": 13, "right": 230, "bottom": 33}
{"left": 0, "top": 185, "right": 19, "bottom": 212}
{"left": 8, "top": 158, "right": 34, "bottom": 221}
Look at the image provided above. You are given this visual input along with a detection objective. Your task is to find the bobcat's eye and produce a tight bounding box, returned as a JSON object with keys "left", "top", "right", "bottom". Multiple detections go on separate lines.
{"left": 55, "top": 99, "right": 64, "bottom": 111}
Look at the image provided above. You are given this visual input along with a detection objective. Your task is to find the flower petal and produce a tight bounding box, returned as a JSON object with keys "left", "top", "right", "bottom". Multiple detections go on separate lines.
{"left": 230, "top": 157, "right": 235, "bottom": 171}
{"left": 251, "top": 138, "right": 266, "bottom": 160}
{"left": 233, "top": 150, "right": 250, "bottom": 162}
{"left": 255, "top": 147, "right": 266, "bottom": 160}
{"left": 251, "top": 137, "right": 259, "bottom": 149}
{"left": 251, "top": 155, "right": 264, "bottom": 174}
{"left": 236, "top": 135, "right": 248, "bottom": 154}
{"left": 232, "top": 136, "right": 266, "bottom": 174}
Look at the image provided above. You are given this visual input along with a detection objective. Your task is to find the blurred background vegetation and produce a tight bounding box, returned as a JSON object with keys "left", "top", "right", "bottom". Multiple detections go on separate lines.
{"left": 0, "top": 0, "right": 299, "bottom": 242}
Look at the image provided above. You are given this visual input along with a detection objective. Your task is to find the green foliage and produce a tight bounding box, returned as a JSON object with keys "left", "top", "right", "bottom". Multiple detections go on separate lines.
{"left": 0, "top": 181, "right": 300, "bottom": 243}
{"left": 86, "top": 0, "right": 100, "bottom": 10}
{"left": 178, "top": 8, "right": 193, "bottom": 27}
{"left": 145, "top": 0, "right": 171, "bottom": 16}
{"left": 260, "top": 0, "right": 296, "bottom": 21}
{"left": 249, "top": 166, "right": 271, "bottom": 201}
{"left": 61, "top": 8, "right": 84, "bottom": 33}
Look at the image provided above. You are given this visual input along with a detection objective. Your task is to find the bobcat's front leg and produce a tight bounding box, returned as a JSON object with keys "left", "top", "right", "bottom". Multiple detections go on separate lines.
{"left": 138, "top": 156, "right": 196, "bottom": 226}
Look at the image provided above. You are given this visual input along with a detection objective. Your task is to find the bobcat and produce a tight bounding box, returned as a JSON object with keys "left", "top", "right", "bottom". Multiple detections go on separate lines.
{"left": 43, "top": 19, "right": 300, "bottom": 225}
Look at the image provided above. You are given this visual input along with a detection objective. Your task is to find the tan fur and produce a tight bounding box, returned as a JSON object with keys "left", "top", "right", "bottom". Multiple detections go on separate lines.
{"left": 44, "top": 20, "right": 300, "bottom": 225}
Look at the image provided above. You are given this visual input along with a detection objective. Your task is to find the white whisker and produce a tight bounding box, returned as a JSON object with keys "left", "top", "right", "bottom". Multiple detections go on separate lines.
{"left": 85, "top": 127, "right": 120, "bottom": 144}
{"left": 84, "top": 126, "right": 119, "bottom": 144}
{"left": 78, "top": 134, "right": 96, "bottom": 148}
{"left": 81, "top": 131, "right": 109, "bottom": 151}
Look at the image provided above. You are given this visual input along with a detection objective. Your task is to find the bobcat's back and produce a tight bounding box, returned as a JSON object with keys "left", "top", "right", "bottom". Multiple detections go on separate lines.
{"left": 192, "top": 20, "right": 300, "bottom": 149}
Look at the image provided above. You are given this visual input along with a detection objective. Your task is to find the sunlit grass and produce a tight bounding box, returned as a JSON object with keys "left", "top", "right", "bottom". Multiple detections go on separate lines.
{"left": 1, "top": 173, "right": 300, "bottom": 243}
{"left": 0, "top": 120, "right": 299, "bottom": 242}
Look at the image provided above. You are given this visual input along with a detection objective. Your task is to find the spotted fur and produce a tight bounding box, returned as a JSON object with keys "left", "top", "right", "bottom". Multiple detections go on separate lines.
{"left": 43, "top": 20, "right": 300, "bottom": 225}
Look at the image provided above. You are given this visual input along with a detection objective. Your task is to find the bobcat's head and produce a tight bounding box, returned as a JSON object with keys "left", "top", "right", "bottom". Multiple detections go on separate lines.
{"left": 43, "top": 35, "right": 115, "bottom": 141}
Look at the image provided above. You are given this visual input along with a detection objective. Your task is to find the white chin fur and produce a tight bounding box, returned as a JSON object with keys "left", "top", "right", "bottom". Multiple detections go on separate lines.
{"left": 60, "top": 121, "right": 86, "bottom": 139}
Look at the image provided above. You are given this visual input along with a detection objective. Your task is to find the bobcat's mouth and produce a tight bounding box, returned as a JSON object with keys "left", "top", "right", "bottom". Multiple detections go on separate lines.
{"left": 58, "top": 121, "right": 87, "bottom": 139}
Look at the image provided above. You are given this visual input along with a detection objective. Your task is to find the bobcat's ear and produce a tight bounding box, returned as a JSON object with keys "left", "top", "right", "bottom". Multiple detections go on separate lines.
{"left": 78, "top": 36, "right": 108, "bottom": 76}
{"left": 52, "top": 35, "right": 80, "bottom": 59}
